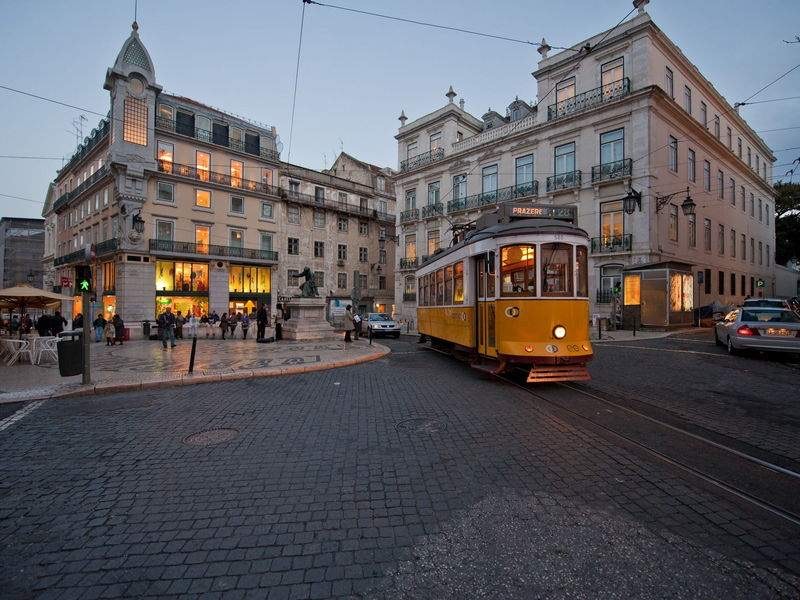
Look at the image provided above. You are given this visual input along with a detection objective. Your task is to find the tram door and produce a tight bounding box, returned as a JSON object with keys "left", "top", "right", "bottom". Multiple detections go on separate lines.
{"left": 475, "top": 252, "right": 497, "bottom": 357}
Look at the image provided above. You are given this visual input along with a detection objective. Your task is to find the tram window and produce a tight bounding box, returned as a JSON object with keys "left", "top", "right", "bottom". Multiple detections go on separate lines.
{"left": 501, "top": 245, "right": 536, "bottom": 297}
{"left": 487, "top": 251, "right": 496, "bottom": 297}
{"left": 576, "top": 246, "right": 588, "bottom": 297}
{"left": 541, "top": 243, "right": 574, "bottom": 297}
{"left": 436, "top": 269, "right": 445, "bottom": 305}
{"left": 444, "top": 265, "right": 454, "bottom": 304}
{"left": 419, "top": 278, "right": 424, "bottom": 306}
{"left": 424, "top": 275, "right": 430, "bottom": 306}
{"left": 454, "top": 262, "right": 464, "bottom": 304}
{"left": 478, "top": 261, "right": 486, "bottom": 297}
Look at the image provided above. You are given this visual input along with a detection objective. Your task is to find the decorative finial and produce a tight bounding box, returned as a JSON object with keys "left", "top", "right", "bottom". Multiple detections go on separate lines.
{"left": 459, "top": 98, "right": 465, "bottom": 110}
{"left": 132, "top": 20, "right": 139, "bottom": 32}
{"left": 398, "top": 110, "right": 407, "bottom": 126}
{"left": 538, "top": 38, "right": 551, "bottom": 58}
{"left": 633, "top": 0, "right": 649, "bottom": 14}
{"left": 446, "top": 86, "right": 457, "bottom": 104}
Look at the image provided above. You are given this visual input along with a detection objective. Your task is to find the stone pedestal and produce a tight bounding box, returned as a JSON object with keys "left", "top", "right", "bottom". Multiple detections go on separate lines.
{"left": 283, "top": 297, "right": 337, "bottom": 340}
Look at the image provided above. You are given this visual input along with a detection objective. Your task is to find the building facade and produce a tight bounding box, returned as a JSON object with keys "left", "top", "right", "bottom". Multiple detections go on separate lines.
{"left": 43, "top": 21, "right": 394, "bottom": 331}
{"left": 0, "top": 217, "right": 45, "bottom": 289}
{"left": 392, "top": 7, "right": 775, "bottom": 327}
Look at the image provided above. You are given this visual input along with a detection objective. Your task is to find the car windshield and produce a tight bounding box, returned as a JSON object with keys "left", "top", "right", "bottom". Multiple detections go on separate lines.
{"left": 743, "top": 299, "right": 785, "bottom": 307}
{"left": 740, "top": 309, "right": 800, "bottom": 323}
{"left": 369, "top": 314, "right": 392, "bottom": 322}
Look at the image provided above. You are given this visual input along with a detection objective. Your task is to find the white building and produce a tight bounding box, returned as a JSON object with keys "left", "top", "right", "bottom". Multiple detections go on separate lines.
{"left": 393, "top": 6, "right": 775, "bottom": 328}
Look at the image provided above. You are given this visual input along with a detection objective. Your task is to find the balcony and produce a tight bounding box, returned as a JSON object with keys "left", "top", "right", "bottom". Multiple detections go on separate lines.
{"left": 281, "top": 189, "right": 395, "bottom": 224}
{"left": 547, "top": 78, "right": 631, "bottom": 121}
{"left": 590, "top": 234, "right": 632, "bottom": 254}
{"left": 95, "top": 239, "right": 119, "bottom": 256}
{"left": 451, "top": 114, "right": 537, "bottom": 154}
{"left": 421, "top": 203, "right": 444, "bottom": 218}
{"left": 399, "top": 257, "right": 419, "bottom": 270}
{"left": 53, "top": 248, "right": 87, "bottom": 267}
{"left": 155, "top": 116, "right": 280, "bottom": 162}
{"left": 400, "top": 208, "right": 419, "bottom": 223}
{"left": 149, "top": 239, "right": 279, "bottom": 263}
{"left": 546, "top": 170, "right": 581, "bottom": 193}
{"left": 400, "top": 148, "right": 445, "bottom": 172}
{"left": 53, "top": 165, "right": 111, "bottom": 212}
{"left": 402, "top": 292, "right": 417, "bottom": 302}
{"left": 158, "top": 160, "right": 281, "bottom": 197}
{"left": 447, "top": 181, "right": 539, "bottom": 214}
{"left": 591, "top": 158, "right": 632, "bottom": 184}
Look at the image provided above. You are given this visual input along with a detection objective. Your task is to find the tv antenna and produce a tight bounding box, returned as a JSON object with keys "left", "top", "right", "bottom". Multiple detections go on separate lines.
{"left": 71, "top": 114, "right": 87, "bottom": 146}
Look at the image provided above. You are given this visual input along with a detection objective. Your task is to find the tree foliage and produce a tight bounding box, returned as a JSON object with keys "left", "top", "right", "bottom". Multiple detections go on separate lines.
{"left": 774, "top": 181, "right": 800, "bottom": 265}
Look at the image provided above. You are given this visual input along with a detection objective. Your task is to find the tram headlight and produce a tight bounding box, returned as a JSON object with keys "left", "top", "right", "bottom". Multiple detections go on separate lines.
{"left": 553, "top": 325, "right": 567, "bottom": 339}
{"left": 505, "top": 306, "right": 520, "bottom": 318}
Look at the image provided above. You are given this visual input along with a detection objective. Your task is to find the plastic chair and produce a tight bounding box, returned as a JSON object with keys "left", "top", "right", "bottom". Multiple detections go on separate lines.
{"left": 5, "top": 339, "right": 33, "bottom": 366}
{"left": 35, "top": 337, "right": 58, "bottom": 365}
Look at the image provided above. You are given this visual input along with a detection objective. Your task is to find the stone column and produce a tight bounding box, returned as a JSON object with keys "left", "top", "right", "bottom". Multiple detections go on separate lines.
{"left": 209, "top": 262, "right": 229, "bottom": 314}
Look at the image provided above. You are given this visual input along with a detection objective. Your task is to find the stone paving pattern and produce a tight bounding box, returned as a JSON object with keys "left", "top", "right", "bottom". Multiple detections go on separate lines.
{"left": 0, "top": 339, "right": 798, "bottom": 598}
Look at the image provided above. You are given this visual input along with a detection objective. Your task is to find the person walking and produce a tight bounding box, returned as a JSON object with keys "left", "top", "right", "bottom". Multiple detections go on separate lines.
{"left": 104, "top": 319, "right": 115, "bottom": 346}
{"left": 353, "top": 311, "right": 362, "bottom": 340}
{"left": 219, "top": 312, "right": 228, "bottom": 340}
{"left": 73, "top": 312, "right": 84, "bottom": 330}
{"left": 274, "top": 303, "right": 284, "bottom": 341}
{"left": 344, "top": 305, "right": 355, "bottom": 343}
{"left": 112, "top": 314, "right": 125, "bottom": 345}
{"left": 256, "top": 304, "right": 268, "bottom": 341}
{"left": 93, "top": 314, "right": 106, "bottom": 343}
{"left": 175, "top": 311, "right": 184, "bottom": 339}
{"left": 241, "top": 313, "right": 250, "bottom": 340}
{"left": 157, "top": 306, "right": 177, "bottom": 350}
{"left": 52, "top": 311, "right": 67, "bottom": 335}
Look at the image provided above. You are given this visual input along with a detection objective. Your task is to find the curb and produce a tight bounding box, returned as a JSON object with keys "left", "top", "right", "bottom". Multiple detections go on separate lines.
{"left": 0, "top": 343, "right": 391, "bottom": 404}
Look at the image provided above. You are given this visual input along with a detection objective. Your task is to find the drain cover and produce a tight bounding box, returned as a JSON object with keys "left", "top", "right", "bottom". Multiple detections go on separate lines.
{"left": 183, "top": 428, "right": 238, "bottom": 446}
{"left": 396, "top": 417, "right": 447, "bottom": 434}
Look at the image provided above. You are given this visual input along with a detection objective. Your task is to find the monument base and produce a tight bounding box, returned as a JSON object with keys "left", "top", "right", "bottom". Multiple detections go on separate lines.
{"left": 283, "top": 297, "right": 338, "bottom": 341}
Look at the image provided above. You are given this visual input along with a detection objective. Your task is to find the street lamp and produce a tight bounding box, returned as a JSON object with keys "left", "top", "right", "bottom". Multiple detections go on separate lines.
{"left": 622, "top": 187, "right": 696, "bottom": 216}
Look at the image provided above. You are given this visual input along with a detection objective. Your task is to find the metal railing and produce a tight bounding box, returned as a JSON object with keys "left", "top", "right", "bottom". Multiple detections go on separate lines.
{"left": 447, "top": 181, "right": 539, "bottom": 214}
{"left": 546, "top": 170, "right": 581, "bottom": 193}
{"left": 155, "top": 116, "right": 280, "bottom": 162}
{"left": 95, "top": 239, "right": 118, "bottom": 256}
{"left": 400, "top": 147, "right": 445, "bottom": 172}
{"left": 421, "top": 203, "right": 444, "bottom": 218}
{"left": 591, "top": 158, "right": 632, "bottom": 183}
{"left": 451, "top": 114, "right": 536, "bottom": 153}
{"left": 547, "top": 78, "right": 630, "bottom": 121}
{"left": 402, "top": 292, "right": 417, "bottom": 302}
{"left": 53, "top": 165, "right": 111, "bottom": 212}
{"left": 590, "top": 234, "right": 632, "bottom": 254}
{"left": 149, "top": 239, "right": 279, "bottom": 262}
{"left": 399, "top": 257, "right": 419, "bottom": 270}
{"left": 158, "top": 160, "right": 282, "bottom": 197}
{"left": 53, "top": 248, "right": 87, "bottom": 267}
{"left": 596, "top": 289, "right": 618, "bottom": 304}
{"left": 281, "top": 189, "right": 395, "bottom": 223}
{"left": 400, "top": 208, "right": 419, "bottom": 223}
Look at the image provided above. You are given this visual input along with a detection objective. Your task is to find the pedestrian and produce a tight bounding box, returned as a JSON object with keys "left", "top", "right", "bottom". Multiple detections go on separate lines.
{"left": 175, "top": 310, "right": 184, "bottom": 339}
{"left": 93, "top": 314, "right": 106, "bottom": 342}
{"left": 52, "top": 311, "right": 67, "bottom": 335}
{"left": 200, "top": 312, "right": 210, "bottom": 338}
{"left": 35, "top": 314, "right": 51, "bottom": 337}
{"left": 220, "top": 312, "right": 228, "bottom": 340}
{"left": 344, "top": 305, "right": 354, "bottom": 343}
{"left": 21, "top": 314, "right": 33, "bottom": 335}
{"left": 10, "top": 315, "right": 20, "bottom": 335}
{"left": 73, "top": 312, "right": 84, "bottom": 330}
{"left": 274, "top": 303, "right": 284, "bottom": 341}
{"left": 186, "top": 313, "right": 198, "bottom": 338}
{"left": 104, "top": 319, "right": 115, "bottom": 346}
{"left": 241, "top": 313, "right": 250, "bottom": 340}
{"left": 112, "top": 314, "right": 125, "bottom": 345}
{"left": 353, "top": 311, "right": 362, "bottom": 340}
{"left": 256, "top": 304, "right": 268, "bottom": 341}
{"left": 157, "top": 306, "right": 177, "bottom": 350}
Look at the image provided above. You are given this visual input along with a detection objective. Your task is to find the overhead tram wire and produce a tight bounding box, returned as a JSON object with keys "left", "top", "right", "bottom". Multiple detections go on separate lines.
{"left": 287, "top": 1, "right": 308, "bottom": 163}
{"left": 738, "top": 62, "right": 800, "bottom": 107}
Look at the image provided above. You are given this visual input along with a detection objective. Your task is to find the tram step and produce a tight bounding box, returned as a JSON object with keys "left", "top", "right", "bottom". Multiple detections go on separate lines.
{"left": 526, "top": 365, "right": 591, "bottom": 383}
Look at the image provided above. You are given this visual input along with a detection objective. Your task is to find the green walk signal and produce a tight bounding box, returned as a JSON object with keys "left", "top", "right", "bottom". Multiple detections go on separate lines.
{"left": 79, "top": 279, "right": 90, "bottom": 292}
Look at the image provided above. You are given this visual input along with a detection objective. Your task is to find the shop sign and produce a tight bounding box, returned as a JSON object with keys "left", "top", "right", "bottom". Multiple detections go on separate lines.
{"left": 60, "top": 277, "right": 72, "bottom": 287}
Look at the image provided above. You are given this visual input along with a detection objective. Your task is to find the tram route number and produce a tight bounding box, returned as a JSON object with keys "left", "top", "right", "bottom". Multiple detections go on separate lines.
{"left": 566, "top": 344, "right": 581, "bottom": 352}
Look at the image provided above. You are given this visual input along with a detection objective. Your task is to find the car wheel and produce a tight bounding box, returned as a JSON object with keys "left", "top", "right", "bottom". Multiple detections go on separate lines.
{"left": 713, "top": 328, "right": 722, "bottom": 346}
{"left": 726, "top": 336, "right": 737, "bottom": 355}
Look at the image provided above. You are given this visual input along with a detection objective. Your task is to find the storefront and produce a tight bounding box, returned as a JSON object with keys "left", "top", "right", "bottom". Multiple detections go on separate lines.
{"left": 622, "top": 261, "right": 694, "bottom": 328}
{"left": 154, "top": 260, "right": 209, "bottom": 317}
{"left": 228, "top": 265, "right": 271, "bottom": 315}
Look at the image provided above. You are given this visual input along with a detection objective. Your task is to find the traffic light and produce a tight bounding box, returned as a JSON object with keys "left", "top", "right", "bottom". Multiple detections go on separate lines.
{"left": 75, "top": 265, "right": 93, "bottom": 293}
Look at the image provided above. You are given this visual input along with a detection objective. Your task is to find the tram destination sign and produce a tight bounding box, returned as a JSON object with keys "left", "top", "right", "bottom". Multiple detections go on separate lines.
{"left": 509, "top": 204, "right": 577, "bottom": 222}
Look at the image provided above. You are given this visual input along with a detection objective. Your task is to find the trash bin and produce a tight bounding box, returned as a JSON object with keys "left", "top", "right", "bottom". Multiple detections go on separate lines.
{"left": 57, "top": 334, "right": 83, "bottom": 377}
{"left": 142, "top": 320, "right": 151, "bottom": 338}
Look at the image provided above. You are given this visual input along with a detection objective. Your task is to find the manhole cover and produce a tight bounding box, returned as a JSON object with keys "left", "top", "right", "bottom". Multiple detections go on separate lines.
{"left": 396, "top": 417, "right": 447, "bottom": 434}
{"left": 183, "top": 428, "right": 239, "bottom": 446}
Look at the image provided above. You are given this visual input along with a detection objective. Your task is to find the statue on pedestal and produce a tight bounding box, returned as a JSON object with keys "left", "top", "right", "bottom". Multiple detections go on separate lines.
{"left": 298, "top": 266, "right": 319, "bottom": 298}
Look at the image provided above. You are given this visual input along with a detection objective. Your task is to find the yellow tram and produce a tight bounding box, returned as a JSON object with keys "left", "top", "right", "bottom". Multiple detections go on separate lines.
{"left": 416, "top": 203, "right": 593, "bottom": 383}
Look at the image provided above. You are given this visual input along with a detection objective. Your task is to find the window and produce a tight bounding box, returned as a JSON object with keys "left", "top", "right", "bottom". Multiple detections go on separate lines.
{"left": 123, "top": 96, "right": 147, "bottom": 145}
{"left": 747, "top": 146, "right": 751, "bottom": 167}
{"left": 749, "top": 193, "right": 754, "bottom": 217}
{"left": 229, "top": 126, "right": 243, "bottom": 150}
{"left": 427, "top": 230, "right": 440, "bottom": 255}
{"left": 379, "top": 249, "right": 386, "bottom": 265}
{"left": 742, "top": 274, "right": 746, "bottom": 295}
{"left": 624, "top": 274, "right": 641, "bottom": 305}
{"left": 287, "top": 205, "right": 300, "bottom": 224}
{"left": 731, "top": 229, "right": 736, "bottom": 258}
{"left": 337, "top": 216, "right": 348, "bottom": 232}
{"left": 714, "top": 115, "right": 720, "bottom": 139}
{"left": 229, "top": 229, "right": 244, "bottom": 248}
{"left": 600, "top": 128, "right": 624, "bottom": 166}
{"left": 359, "top": 247, "right": 368, "bottom": 262}
{"left": 750, "top": 237, "right": 755, "bottom": 263}
{"left": 358, "top": 274, "right": 367, "bottom": 290}
{"left": 103, "top": 189, "right": 109, "bottom": 207}
{"left": 767, "top": 244, "right": 771, "bottom": 267}
{"left": 688, "top": 214, "right": 696, "bottom": 247}
{"left": 262, "top": 169, "right": 273, "bottom": 188}
{"left": 230, "top": 196, "right": 244, "bottom": 214}
{"left": 288, "top": 237, "right": 299, "bottom": 255}
{"left": 157, "top": 261, "right": 208, "bottom": 293}
{"left": 501, "top": 245, "right": 536, "bottom": 296}
{"left": 427, "top": 181, "right": 440, "bottom": 205}
{"left": 261, "top": 202, "right": 273, "bottom": 219}
{"left": 404, "top": 189, "right": 416, "bottom": 210}
{"left": 337, "top": 244, "right": 347, "bottom": 261}
{"left": 740, "top": 234, "right": 746, "bottom": 261}
{"left": 287, "top": 269, "right": 300, "bottom": 287}
{"left": 555, "top": 143, "right": 576, "bottom": 175}
{"left": 737, "top": 137, "right": 742, "bottom": 158}
{"left": 756, "top": 155, "right": 760, "bottom": 173}
{"left": 453, "top": 174, "right": 467, "bottom": 200}
{"left": 337, "top": 273, "right": 347, "bottom": 289}
{"left": 429, "top": 131, "right": 442, "bottom": 151}
{"left": 313, "top": 209, "right": 325, "bottom": 228}
{"left": 703, "top": 160, "right": 711, "bottom": 192}
{"left": 405, "top": 234, "right": 416, "bottom": 259}
{"left": 158, "top": 103, "right": 174, "bottom": 122}
{"left": 700, "top": 101, "right": 707, "bottom": 127}
{"left": 260, "top": 232, "right": 272, "bottom": 252}
{"left": 406, "top": 140, "right": 417, "bottom": 159}
{"left": 288, "top": 181, "right": 300, "bottom": 195}
{"left": 703, "top": 218, "right": 711, "bottom": 251}
{"left": 729, "top": 178, "right": 736, "bottom": 206}
{"left": 196, "top": 151, "right": 210, "bottom": 182}
{"left": 228, "top": 266, "right": 271, "bottom": 294}
{"left": 765, "top": 204, "right": 770, "bottom": 226}
{"left": 515, "top": 154, "right": 534, "bottom": 192}
{"left": 314, "top": 241, "right": 324, "bottom": 258}
{"left": 668, "top": 136, "right": 678, "bottom": 172}
{"left": 717, "top": 170, "right": 724, "bottom": 199}
{"left": 704, "top": 269, "right": 712, "bottom": 295}
{"left": 195, "top": 225, "right": 210, "bottom": 253}
{"left": 482, "top": 164, "right": 498, "bottom": 194}
{"left": 599, "top": 200, "right": 624, "bottom": 247}
{"left": 687, "top": 149, "right": 696, "bottom": 181}
{"left": 556, "top": 77, "right": 576, "bottom": 104}
{"left": 740, "top": 185, "right": 745, "bottom": 211}
{"left": 196, "top": 115, "right": 211, "bottom": 140}
{"left": 195, "top": 189, "right": 211, "bottom": 208}
{"left": 337, "top": 192, "right": 348, "bottom": 207}
{"left": 665, "top": 66, "right": 674, "bottom": 98}
{"left": 156, "top": 219, "right": 174, "bottom": 241}
{"left": 102, "top": 261, "right": 115, "bottom": 292}
{"left": 157, "top": 141, "right": 173, "bottom": 172}
{"left": 730, "top": 272, "right": 736, "bottom": 296}
{"left": 314, "top": 186, "right": 325, "bottom": 203}
{"left": 600, "top": 265, "right": 623, "bottom": 296}
{"left": 230, "top": 160, "right": 243, "bottom": 188}
{"left": 601, "top": 57, "right": 624, "bottom": 89}
{"left": 377, "top": 176, "right": 385, "bottom": 192}
{"left": 727, "top": 127, "right": 732, "bottom": 149}
{"left": 157, "top": 182, "right": 174, "bottom": 203}
{"left": 541, "top": 243, "right": 574, "bottom": 297}
{"left": 718, "top": 224, "right": 725, "bottom": 254}
{"left": 668, "top": 205, "right": 678, "bottom": 242}
{"left": 718, "top": 270, "right": 725, "bottom": 295}
{"left": 684, "top": 86, "right": 692, "bottom": 114}
{"left": 758, "top": 241, "right": 763, "bottom": 265}
{"left": 758, "top": 198, "right": 762, "bottom": 221}
{"left": 359, "top": 220, "right": 368, "bottom": 236}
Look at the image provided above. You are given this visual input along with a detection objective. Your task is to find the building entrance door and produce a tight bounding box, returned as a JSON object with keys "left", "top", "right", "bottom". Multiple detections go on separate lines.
{"left": 641, "top": 278, "right": 667, "bottom": 326}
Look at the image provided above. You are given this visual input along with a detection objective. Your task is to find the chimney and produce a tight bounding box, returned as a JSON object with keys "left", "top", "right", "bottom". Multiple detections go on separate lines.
{"left": 459, "top": 98, "right": 465, "bottom": 110}
{"left": 537, "top": 38, "right": 551, "bottom": 59}
{"left": 398, "top": 110, "right": 407, "bottom": 126}
{"left": 633, "top": 0, "right": 649, "bottom": 14}
{"left": 446, "top": 86, "right": 457, "bottom": 104}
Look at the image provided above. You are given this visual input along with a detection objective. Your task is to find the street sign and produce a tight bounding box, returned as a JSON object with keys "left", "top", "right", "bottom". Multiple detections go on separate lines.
{"left": 60, "top": 276, "right": 72, "bottom": 287}
{"left": 756, "top": 278, "right": 765, "bottom": 288}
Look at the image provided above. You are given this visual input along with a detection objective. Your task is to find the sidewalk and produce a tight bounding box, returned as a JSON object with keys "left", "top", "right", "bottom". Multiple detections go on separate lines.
{"left": 590, "top": 327, "right": 700, "bottom": 342}
{"left": 0, "top": 337, "right": 389, "bottom": 404}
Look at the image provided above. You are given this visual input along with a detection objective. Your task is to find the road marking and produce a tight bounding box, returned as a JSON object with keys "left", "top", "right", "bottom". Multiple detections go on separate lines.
{"left": 0, "top": 400, "right": 44, "bottom": 433}
{"left": 595, "top": 344, "right": 724, "bottom": 357}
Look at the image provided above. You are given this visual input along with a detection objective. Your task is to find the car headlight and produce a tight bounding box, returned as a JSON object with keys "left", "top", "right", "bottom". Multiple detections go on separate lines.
{"left": 553, "top": 325, "right": 567, "bottom": 339}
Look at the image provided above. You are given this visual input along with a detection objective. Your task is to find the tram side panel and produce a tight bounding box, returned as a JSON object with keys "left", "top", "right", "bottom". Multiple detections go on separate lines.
{"left": 418, "top": 306, "right": 476, "bottom": 349}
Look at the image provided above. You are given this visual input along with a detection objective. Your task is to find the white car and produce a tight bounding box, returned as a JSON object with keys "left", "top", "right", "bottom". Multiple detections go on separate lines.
{"left": 714, "top": 307, "right": 800, "bottom": 355}
{"left": 366, "top": 313, "right": 401, "bottom": 338}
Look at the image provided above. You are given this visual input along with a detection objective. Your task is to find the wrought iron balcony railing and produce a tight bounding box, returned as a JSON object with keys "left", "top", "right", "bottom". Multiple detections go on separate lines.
{"left": 421, "top": 203, "right": 444, "bottom": 218}
{"left": 403, "top": 292, "right": 417, "bottom": 302}
{"left": 399, "top": 257, "right": 419, "bottom": 270}
{"left": 447, "top": 181, "right": 539, "bottom": 214}
{"left": 590, "top": 234, "right": 632, "bottom": 254}
{"left": 547, "top": 78, "right": 630, "bottom": 121}
{"left": 595, "top": 289, "right": 618, "bottom": 304}
{"left": 400, "top": 147, "right": 445, "bottom": 172}
{"left": 53, "top": 248, "right": 88, "bottom": 267}
{"left": 149, "top": 239, "right": 279, "bottom": 262}
{"left": 591, "top": 158, "right": 632, "bottom": 183}
{"left": 155, "top": 116, "right": 280, "bottom": 162}
{"left": 158, "top": 160, "right": 281, "bottom": 197}
{"left": 400, "top": 208, "right": 419, "bottom": 223}
{"left": 280, "top": 189, "right": 395, "bottom": 223}
{"left": 95, "top": 239, "right": 119, "bottom": 256}
{"left": 546, "top": 170, "right": 582, "bottom": 193}
{"left": 53, "top": 165, "right": 111, "bottom": 212}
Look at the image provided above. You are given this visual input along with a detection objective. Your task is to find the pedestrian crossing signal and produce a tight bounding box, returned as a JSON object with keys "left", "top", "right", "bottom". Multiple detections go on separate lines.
{"left": 75, "top": 265, "right": 93, "bottom": 293}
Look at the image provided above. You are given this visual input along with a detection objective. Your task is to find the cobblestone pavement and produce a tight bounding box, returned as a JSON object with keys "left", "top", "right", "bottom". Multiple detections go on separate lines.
{"left": 0, "top": 338, "right": 798, "bottom": 599}
{"left": 588, "top": 330, "right": 800, "bottom": 464}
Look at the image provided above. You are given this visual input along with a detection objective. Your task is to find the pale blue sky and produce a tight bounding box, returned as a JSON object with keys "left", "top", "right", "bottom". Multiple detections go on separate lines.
{"left": 1, "top": 0, "right": 798, "bottom": 219}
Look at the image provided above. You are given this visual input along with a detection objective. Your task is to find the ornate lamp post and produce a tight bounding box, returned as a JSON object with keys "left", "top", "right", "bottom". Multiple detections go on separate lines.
{"left": 622, "top": 187, "right": 695, "bottom": 216}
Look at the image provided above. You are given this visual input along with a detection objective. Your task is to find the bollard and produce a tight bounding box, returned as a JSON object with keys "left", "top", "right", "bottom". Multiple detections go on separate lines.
{"left": 633, "top": 315, "right": 637, "bottom": 337}
{"left": 368, "top": 325, "right": 373, "bottom": 346}
{"left": 188, "top": 336, "right": 197, "bottom": 374}
{"left": 597, "top": 318, "right": 602, "bottom": 340}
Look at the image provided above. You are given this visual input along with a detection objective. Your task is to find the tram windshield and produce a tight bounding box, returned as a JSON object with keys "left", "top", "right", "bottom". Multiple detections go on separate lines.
{"left": 501, "top": 245, "right": 536, "bottom": 296}
{"left": 499, "top": 242, "right": 589, "bottom": 298}
{"left": 541, "top": 243, "right": 573, "bottom": 296}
